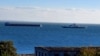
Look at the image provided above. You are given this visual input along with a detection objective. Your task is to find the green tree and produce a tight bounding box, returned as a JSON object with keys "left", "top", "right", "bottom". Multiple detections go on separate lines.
{"left": 79, "top": 47, "right": 96, "bottom": 56}
{"left": 0, "top": 41, "right": 17, "bottom": 56}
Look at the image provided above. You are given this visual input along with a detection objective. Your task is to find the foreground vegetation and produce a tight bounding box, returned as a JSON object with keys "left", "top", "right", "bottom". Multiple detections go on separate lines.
{"left": 0, "top": 41, "right": 17, "bottom": 56}
{"left": 79, "top": 47, "right": 98, "bottom": 56}
{"left": 0, "top": 41, "right": 100, "bottom": 56}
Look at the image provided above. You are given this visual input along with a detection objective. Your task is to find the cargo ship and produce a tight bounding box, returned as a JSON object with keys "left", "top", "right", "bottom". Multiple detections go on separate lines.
{"left": 5, "top": 22, "right": 42, "bottom": 27}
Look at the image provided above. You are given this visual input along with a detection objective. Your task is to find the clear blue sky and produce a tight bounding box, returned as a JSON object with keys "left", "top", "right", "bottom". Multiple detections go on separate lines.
{"left": 0, "top": 0, "right": 100, "bottom": 9}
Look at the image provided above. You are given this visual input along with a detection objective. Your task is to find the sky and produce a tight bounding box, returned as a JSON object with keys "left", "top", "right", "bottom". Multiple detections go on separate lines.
{"left": 0, "top": 0, "right": 100, "bottom": 24}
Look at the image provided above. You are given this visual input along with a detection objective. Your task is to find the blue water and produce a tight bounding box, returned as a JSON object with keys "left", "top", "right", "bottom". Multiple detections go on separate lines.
{"left": 0, "top": 22, "right": 100, "bottom": 54}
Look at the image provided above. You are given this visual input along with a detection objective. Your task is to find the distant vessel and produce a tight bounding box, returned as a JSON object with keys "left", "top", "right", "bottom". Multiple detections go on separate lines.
{"left": 5, "top": 22, "right": 42, "bottom": 27}
{"left": 62, "top": 24, "right": 86, "bottom": 28}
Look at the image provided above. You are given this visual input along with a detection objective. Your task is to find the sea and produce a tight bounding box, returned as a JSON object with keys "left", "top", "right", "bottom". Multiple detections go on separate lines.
{"left": 0, "top": 22, "right": 100, "bottom": 54}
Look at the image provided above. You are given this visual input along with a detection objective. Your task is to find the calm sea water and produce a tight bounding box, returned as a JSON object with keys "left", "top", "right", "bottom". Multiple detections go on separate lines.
{"left": 0, "top": 22, "right": 100, "bottom": 54}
